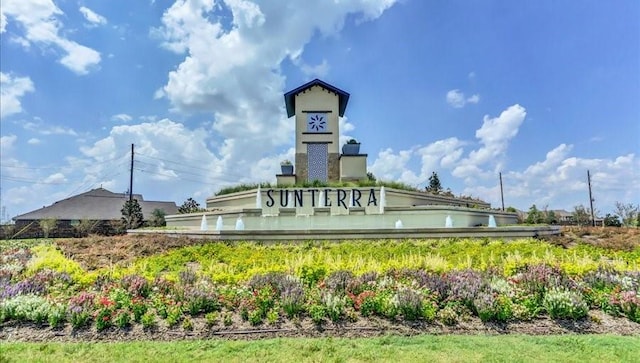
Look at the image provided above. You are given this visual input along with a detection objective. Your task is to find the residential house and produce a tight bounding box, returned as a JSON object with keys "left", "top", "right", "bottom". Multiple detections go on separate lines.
{"left": 10, "top": 188, "right": 178, "bottom": 237}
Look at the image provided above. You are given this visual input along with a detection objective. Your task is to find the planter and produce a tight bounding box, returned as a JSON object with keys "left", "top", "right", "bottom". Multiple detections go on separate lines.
{"left": 342, "top": 143, "right": 361, "bottom": 155}
{"left": 281, "top": 164, "right": 294, "bottom": 175}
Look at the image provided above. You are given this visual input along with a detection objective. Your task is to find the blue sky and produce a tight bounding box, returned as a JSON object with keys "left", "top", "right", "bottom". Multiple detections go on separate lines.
{"left": 1, "top": 0, "right": 638, "bottom": 221}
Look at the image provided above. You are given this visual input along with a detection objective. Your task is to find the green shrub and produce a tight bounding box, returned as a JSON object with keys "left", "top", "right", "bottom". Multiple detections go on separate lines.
{"left": 95, "top": 308, "right": 113, "bottom": 331}
{"left": 474, "top": 292, "right": 513, "bottom": 322}
{"left": 141, "top": 311, "right": 156, "bottom": 329}
{"left": 543, "top": 288, "right": 588, "bottom": 319}
{"left": 0, "top": 294, "right": 52, "bottom": 324}
{"left": 166, "top": 305, "right": 183, "bottom": 327}
{"left": 47, "top": 303, "right": 66, "bottom": 328}
{"left": 299, "top": 265, "right": 327, "bottom": 287}
{"left": 266, "top": 308, "right": 279, "bottom": 325}
{"left": 609, "top": 290, "right": 640, "bottom": 323}
{"left": 437, "top": 303, "right": 460, "bottom": 325}
{"left": 182, "top": 316, "right": 194, "bottom": 331}
{"left": 223, "top": 312, "right": 233, "bottom": 326}
{"left": 374, "top": 290, "right": 399, "bottom": 319}
{"left": 248, "top": 309, "right": 263, "bottom": 326}
{"left": 131, "top": 299, "right": 148, "bottom": 323}
{"left": 114, "top": 310, "right": 131, "bottom": 329}
{"left": 69, "top": 310, "right": 91, "bottom": 329}
{"left": 421, "top": 300, "right": 438, "bottom": 322}
{"left": 322, "top": 293, "right": 347, "bottom": 322}
{"left": 308, "top": 304, "right": 326, "bottom": 324}
{"left": 396, "top": 288, "right": 423, "bottom": 321}
{"left": 205, "top": 312, "right": 218, "bottom": 327}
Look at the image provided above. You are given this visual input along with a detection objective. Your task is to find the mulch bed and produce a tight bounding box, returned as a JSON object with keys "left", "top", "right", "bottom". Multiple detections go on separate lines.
{"left": 2, "top": 310, "right": 639, "bottom": 343}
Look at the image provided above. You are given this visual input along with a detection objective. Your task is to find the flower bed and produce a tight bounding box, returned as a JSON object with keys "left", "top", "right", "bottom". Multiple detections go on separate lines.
{"left": 1, "top": 237, "right": 639, "bottom": 335}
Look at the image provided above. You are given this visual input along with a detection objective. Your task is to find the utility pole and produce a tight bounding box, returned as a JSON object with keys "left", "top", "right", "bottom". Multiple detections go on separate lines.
{"left": 587, "top": 170, "right": 595, "bottom": 226}
{"left": 499, "top": 172, "right": 505, "bottom": 211}
{"left": 129, "top": 144, "right": 134, "bottom": 202}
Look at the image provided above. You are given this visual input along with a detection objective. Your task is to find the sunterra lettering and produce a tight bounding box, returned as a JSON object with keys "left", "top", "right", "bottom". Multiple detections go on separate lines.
{"left": 265, "top": 188, "right": 377, "bottom": 209}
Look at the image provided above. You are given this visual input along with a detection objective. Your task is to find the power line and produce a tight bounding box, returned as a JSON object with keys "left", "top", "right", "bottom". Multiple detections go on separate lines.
{"left": 0, "top": 153, "right": 129, "bottom": 171}
{"left": 136, "top": 151, "right": 216, "bottom": 167}
{"left": 0, "top": 176, "right": 71, "bottom": 185}
{"left": 134, "top": 167, "right": 222, "bottom": 186}
{"left": 134, "top": 154, "right": 248, "bottom": 181}
{"left": 135, "top": 160, "right": 212, "bottom": 179}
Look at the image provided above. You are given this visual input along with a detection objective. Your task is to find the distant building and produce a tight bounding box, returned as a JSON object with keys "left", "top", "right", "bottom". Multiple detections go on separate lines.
{"left": 11, "top": 188, "right": 177, "bottom": 237}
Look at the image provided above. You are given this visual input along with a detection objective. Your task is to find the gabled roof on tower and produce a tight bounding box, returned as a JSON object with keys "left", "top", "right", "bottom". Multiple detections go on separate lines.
{"left": 284, "top": 79, "right": 350, "bottom": 118}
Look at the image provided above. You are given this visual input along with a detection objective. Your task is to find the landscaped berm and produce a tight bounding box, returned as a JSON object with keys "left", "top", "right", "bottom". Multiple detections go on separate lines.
{"left": 1, "top": 227, "right": 639, "bottom": 349}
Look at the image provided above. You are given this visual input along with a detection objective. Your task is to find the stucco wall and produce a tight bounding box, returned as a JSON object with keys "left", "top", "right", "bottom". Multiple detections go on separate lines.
{"left": 295, "top": 86, "right": 340, "bottom": 153}
{"left": 340, "top": 155, "right": 367, "bottom": 181}
{"left": 294, "top": 85, "right": 341, "bottom": 182}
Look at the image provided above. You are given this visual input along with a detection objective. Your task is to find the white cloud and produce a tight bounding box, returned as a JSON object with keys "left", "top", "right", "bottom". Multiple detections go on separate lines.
{"left": 446, "top": 89, "right": 480, "bottom": 108}
{"left": 43, "top": 172, "right": 67, "bottom": 184}
{"left": 27, "top": 138, "right": 41, "bottom": 145}
{"left": 366, "top": 102, "right": 637, "bottom": 212}
{"left": 79, "top": 6, "right": 107, "bottom": 26}
{"left": 369, "top": 147, "right": 418, "bottom": 183}
{"left": 151, "top": 0, "right": 399, "bottom": 187}
{"left": 493, "top": 150, "right": 640, "bottom": 213}
{"left": 452, "top": 104, "right": 526, "bottom": 180}
{"left": 446, "top": 89, "right": 465, "bottom": 108}
{"left": 111, "top": 113, "right": 133, "bottom": 123}
{"left": 0, "top": 72, "right": 35, "bottom": 119}
{"left": 292, "top": 57, "right": 330, "bottom": 78}
{"left": 466, "top": 94, "right": 480, "bottom": 104}
{"left": 1, "top": 134, "right": 18, "bottom": 155}
{"left": 0, "top": 11, "right": 6, "bottom": 33}
{"left": 77, "top": 118, "right": 235, "bottom": 203}
{"left": 1, "top": 0, "right": 101, "bottom": 74}
{"left": 24, "top": 121, "right": 78, "bottom": 136}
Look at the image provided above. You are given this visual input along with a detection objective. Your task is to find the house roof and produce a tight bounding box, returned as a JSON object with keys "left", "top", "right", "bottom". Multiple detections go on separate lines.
{"left": 284, "top": 79, "right": 350, "bottom": 118}
{"left": 13, "top": 188, "right": 178, "bottom": 221}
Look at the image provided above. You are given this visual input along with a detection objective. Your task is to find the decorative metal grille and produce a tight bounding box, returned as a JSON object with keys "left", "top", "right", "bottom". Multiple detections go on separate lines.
{"left": 307, "top": 143, "right": 328, "bottom": 182}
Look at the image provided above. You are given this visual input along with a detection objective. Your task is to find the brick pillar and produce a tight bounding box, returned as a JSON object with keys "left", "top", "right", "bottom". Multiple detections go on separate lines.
{"left": 295, "top": 153, "right": 308, "bottom": 184}
{"left": 328, "top": 153, "right": 340, "bottom": 182}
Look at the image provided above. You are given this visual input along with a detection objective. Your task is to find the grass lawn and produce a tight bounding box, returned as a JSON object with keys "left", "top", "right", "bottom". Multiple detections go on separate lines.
{"left": 2, "top": 334, "right": 639, "bottom": 363}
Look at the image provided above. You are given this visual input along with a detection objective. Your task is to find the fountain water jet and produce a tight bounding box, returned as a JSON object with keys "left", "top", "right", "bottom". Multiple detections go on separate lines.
{"left": 200, "top": 214, "right": 208, "bottom": 231}
{"left": 445, "top": 215, "right": 453, "bottom": 228}
{"left": 256, "top": 185, "right": 262, "bottom": 209}
{"left": 235, "top": 216, "right": 245, "bottom": 230}
{"left": 379, "top": 186, "right": 386, "bottom": 214}
{"left": 488, "top": 215, "right": 497, "bottom": 228}
{"left": 215, "top": 216, "right": 223, "bottom": 231}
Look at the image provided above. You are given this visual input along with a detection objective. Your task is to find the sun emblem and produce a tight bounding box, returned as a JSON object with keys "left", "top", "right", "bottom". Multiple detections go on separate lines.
{"left": 308, "top": 114, "right": 326, "bottom": 131}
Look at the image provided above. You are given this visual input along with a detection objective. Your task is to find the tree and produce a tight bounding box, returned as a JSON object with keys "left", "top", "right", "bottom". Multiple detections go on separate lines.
{"left": 366, "top": 172, "right": 376, "bottom": 183}
{"left": 572, "top": 205, "right": 590, "bottom": 226}
{"left": 121, "top": 199, "right": 144, "bottom": 229}
{"left": 426, "top": 172, "right": 443, "bottom": 194}
{"left": 613, "top": 202, "right": 639, "bottom": 227}
{"left": 178, "top": 198, "right": 204, "bottom": 214}
{"left": 150, "top": 208, "right": 166, "bottom": 227}
{"left": 603, "top": 214, "right": 622, "bottom": 227}
{"left": 525, "top": 204, "right": 544, "bottom": 224}
{"left": 544, "top": 210, "right": 557, "bottom": 225}
{"left": 39, "top": 218, "right": 58, "bottom": 238}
